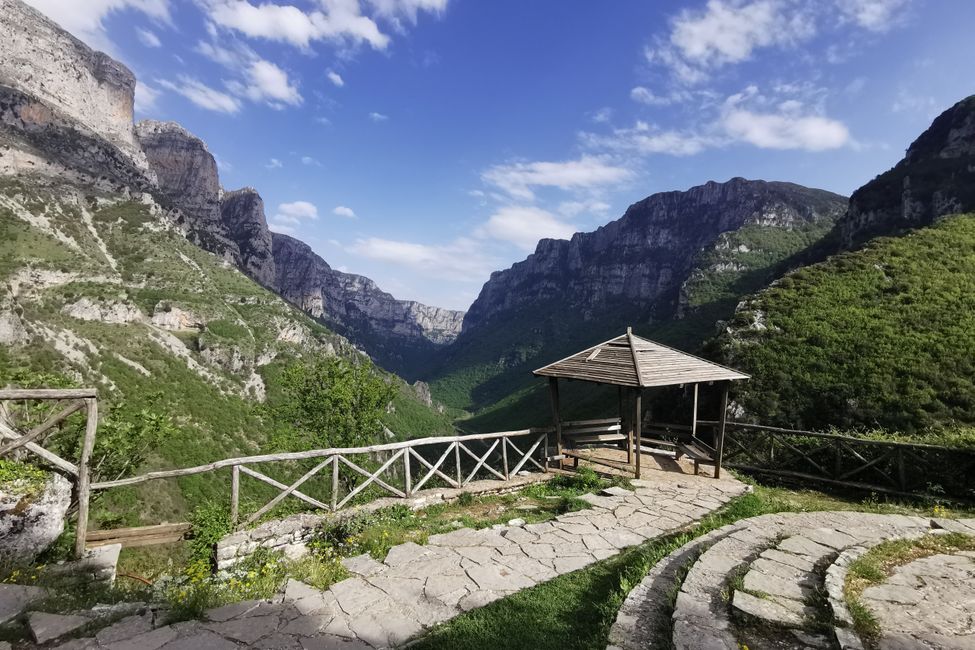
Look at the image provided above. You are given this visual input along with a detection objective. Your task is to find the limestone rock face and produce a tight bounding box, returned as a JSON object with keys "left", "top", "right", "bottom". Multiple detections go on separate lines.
{"left": 839, "top": 94, "right": 975, "bottom": 248}
{"left": 462, "top": 178, "right": 847, "bottom": 333}
{"left": 0, "top": 472, "right": 72, "bottom": 567}
{"left": 220, "top": 188, "right": 275, "bottom": 287}
{"left": 271, "top": 233, "right": 464, "bottom": 377}
{"left": 135, "top": 120, "right": 241, "bottom": 261}
{"left": 0, "top": 0, "right": 148, "bottom": 170}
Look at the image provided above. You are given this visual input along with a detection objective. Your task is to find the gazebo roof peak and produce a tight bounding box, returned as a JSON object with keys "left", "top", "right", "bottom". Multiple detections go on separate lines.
{"left": 532, "top": 328, "right": 750, "bottom": 388}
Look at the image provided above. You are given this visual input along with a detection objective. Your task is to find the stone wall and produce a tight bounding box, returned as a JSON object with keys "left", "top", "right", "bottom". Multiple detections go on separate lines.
{"left": 0, "top": 0, "right": 148, "bottom": 170}
{"left": 214, "top": 473, "right": 549, "bottom": 571}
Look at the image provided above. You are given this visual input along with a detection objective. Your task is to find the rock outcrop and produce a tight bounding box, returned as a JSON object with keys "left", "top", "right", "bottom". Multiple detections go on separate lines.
{"left": 462, "top": 178, "right": 846, "bottom": 333}
{"left": 838, "top": 94, "right": 975, "bottom": 248}
{"left": 220, "top": 187, "right": 276, "bottom": 287}
{"left": 135, "top": 120, "right": 241, "bottom": 260}
{"left": 0, "top": 0, "right": 148, "bottom": 170}
{"left": 272, "top": 233, "right": 464, "bottom": 376}
{"left": 0, "top": 471, "right": 72, "bottom": 567}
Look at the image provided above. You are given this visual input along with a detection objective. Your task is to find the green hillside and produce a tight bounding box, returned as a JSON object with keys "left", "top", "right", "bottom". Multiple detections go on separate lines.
{"left": 0, "top": 177, "right": 454, "bottom": 527}
{"left": 721, "top": 213, "right": 975, "bottom": 434}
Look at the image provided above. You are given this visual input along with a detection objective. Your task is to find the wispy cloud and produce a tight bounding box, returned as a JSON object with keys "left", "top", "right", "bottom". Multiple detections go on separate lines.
{"left": 350, "top": 236, "right": 497, "bottom": 281}
{"left": 369, "top": 111, "right": 389, "bottom": 122}
{"left": 137, "top": 27, "right": 162, "bottom": 47}
{"left": 301, "top": 156, "right": 322, "bottom": 166}
{"left": 482, "top": 155, "right": 632, "bottom": 201}
{"left": 265, "top": 158, "right": 283, "bottom": 169}
{"left": 24, "top": 0, "right": 171, "bottom": 53}
{"left": 333, "top": 205, "right": 357, "bottom": 218}
{"left": 270, "top": 200, "right": 319, "bottom": 232}
{"left": 837, "top": 0, "right": 911, "bottom": 32}
{"left": 158, "top": 76, "right": 241, "bottom": 113}
{"left": 327, "top": 70, "right": 345, "bottom": 87}
{"left": 475, "top": 206, "right": 577, "bottom": 251}
{"left": 134, "top": 81, "right": 161, "bottom": 112}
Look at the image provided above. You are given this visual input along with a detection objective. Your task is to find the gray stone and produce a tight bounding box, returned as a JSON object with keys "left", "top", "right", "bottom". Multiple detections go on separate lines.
{"left": 29, "top": 611, "right": 90, "bottom": 644}
{"left": 204, "top": 614, "right": 279, "bottom": 643}
{"left": 601, "top": 486, "right": 633, "bottom": 497}
{"left": 158, "top": 630, "right": 239, "bottom": 650}
{"left": 340, "top": 554, "right": 385, "bottom": 577}
{"left": 205, "top": 599, "right": 263, "bottom": 622}
{"left": 0, "top": 583, "right": 45, "bottom": 625}
{"left": 507, "top": 518, "right": 526, "bottom": 527}
{"left": 466, "top": 563, "right": 535, "bottom": 591}
{"left": 743, "top": 571, "right": 812, "bottom": 601}
{"left": 0, "top": 472, "right": 72, "bottom": 567}
{"left": 733, "top": 591, "right": 806, "bottom": 628}
{"left": 95, "top": 613, "right": 153, "bottom": 644}
{"left": 104, "top": 626, "right": 177, "bottom": 650}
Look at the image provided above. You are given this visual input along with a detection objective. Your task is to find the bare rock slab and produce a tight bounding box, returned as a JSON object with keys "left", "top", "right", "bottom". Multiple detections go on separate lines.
{"left": 29, "top": 611, "right": 90, "bottom": 644}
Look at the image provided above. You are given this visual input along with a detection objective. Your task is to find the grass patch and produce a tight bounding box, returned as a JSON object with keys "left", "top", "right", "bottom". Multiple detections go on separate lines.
{"left": 843, "top": 532, "right": 975, "bottom": 643}
{"left": 0, "top": 460, "right": 48, "bottom": 496}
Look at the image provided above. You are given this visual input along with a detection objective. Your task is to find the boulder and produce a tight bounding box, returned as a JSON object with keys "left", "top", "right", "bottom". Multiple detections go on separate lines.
{"left": 0, "top": 471, "right": 71, "bottom": 567}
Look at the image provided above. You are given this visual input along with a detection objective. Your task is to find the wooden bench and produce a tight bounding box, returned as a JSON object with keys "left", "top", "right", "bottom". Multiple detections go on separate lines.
{"left": 560, "top": 417, "right": 626, "bottom": 470}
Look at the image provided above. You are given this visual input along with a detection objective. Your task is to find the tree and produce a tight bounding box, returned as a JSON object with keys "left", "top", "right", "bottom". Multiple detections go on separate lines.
{"left": 271, "top": 357, "right": 395, "bottom": 450}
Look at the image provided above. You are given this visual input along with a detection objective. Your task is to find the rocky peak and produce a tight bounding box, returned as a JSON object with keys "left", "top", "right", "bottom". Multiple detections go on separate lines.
{"left": 135, "top": 120, "right": 240, "bottom": 261}
{"left": 838, "top": 94, "right": 975, "bottom": 248}
{"left": 462, "top": 178, "right": 847, "bottom": 333}
{"left": 220, "top": 187, "right": 275, "bottom": 287}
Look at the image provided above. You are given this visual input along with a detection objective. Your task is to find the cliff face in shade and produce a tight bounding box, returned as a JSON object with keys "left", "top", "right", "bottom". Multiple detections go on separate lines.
{"left": 462, "top": 178, "right": 847, "bottom": 332}
{"left": 271, "top": 233, "right": 464, "bottom": 378}
{"left": 0, "top": 0, "right": 148, "bottom": 171}
{"left": 837, "top": 95, "right": 975, "bottom": 249}
{"left": 220, "top": 188, "right": 275, "bottom": 288}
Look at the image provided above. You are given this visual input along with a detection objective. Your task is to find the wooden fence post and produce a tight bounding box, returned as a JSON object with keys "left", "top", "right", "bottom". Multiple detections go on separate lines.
{"left": 502, "top": 436, "right": 509, "bottom": 480}
{"left": 714, "top": 384, "right": 728, "bottom": 480}
{"left": 74, "top": 397, "right": 98, "bottom": 558}
{"left": 455, "top": 442, "right": 462, "bottom": 486}
{"left": 331, "top": 456, "right": 339, "bottom": 511}
{"left": 230, "top": 465, "right": 240, "bottom": 526}
{"left": 404, "top": 450, "right": 412, "bottom": 497}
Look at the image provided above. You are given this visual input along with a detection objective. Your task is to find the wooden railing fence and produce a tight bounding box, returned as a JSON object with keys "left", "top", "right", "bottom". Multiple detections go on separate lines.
{"left": 698, "top": 420, "right": 975, "bottom": 500}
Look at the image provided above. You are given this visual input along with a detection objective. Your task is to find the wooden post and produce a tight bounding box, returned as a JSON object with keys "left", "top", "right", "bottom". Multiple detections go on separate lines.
{"left": 548, "top": 378, "right": 562, "bottom": 466}
{"left": 622, "top": 389, "right": 633, "bottom": 465}
{"left": 404, "top": 449, "right": 412, "bottom": 497}
{"left": 230, "top": 465, "right": 240, "bottom": 525}
{"left": 502, "top": 436, "right": 509, "bottom": 480}
{"left": 331, "top": 456, "right": 339, "bottom": 510}
{"left": 455, "top": 441, "right": 462, "bottom": 485}
{"left": 74, "top": 397, "right": 98, "bottom": 558}
{"left": 691, "top": 383, "right": 699, "bottom": 443}
{"left": 714, "top": 383, "right": 729, "bottom": 480}
{"left": 543, "top": 432, "right": 549, "bottom": 473}
{"left": 634, "top": 389, "right": 642, "bottom": 479}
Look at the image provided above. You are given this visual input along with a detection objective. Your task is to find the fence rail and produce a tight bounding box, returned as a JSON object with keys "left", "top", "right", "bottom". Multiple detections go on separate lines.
{"left": 699, "top": 420, "right": 975, "bottom": 500}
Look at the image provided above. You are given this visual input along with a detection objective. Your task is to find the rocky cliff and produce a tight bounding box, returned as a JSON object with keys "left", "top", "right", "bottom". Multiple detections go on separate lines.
{"left": 838, "top": 94, "right": 975, "bottom": 248}
{"left": 428, "top": 178, "right": 846, "bottom": 425}
{"left": 220, "top": 187, "right": 276, "bottom": 287}
{"left": 272, "top": 233, "right": 464, "bottom": 377}
{"left": 135, "top": 120, "right": 241, "bottom": 261}
{"left": 0, "top": 0, "right": 148, "bottom": 171}
{"left": 463, "top": 178, "right": 846, "bottom": 332}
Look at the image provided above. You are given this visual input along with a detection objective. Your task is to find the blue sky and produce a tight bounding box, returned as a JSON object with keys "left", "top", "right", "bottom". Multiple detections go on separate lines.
{"left": 26, "top": 0, "right": 975, "bottom": 310}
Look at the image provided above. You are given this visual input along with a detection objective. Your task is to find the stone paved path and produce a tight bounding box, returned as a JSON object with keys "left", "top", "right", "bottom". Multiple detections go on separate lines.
{"left": 863, "top": 551, "right": 975, "bottom": 650}
{"left": 53, "top": 470, "right": 747, "bottom": 649}
{"left": 608, "top": 512, "right": 975, "bottom": 650}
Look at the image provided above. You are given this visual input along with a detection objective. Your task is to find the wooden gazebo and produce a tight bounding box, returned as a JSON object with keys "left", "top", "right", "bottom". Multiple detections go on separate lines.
{"left": 533, "top": 328, "right": 749, "bottom": 479}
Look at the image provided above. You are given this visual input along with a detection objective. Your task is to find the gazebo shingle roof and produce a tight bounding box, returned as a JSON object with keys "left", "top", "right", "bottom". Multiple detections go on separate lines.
{"left": 533, "top": 330, "right": 749, "bottom": 388}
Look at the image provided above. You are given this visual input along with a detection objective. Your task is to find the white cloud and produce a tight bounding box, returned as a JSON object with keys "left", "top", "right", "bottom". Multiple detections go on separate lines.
{"left": 837, "top": 0, "right": 910, "bottom": 32}
{"left": 134, "top": 81, "right": 161, "bottom": 112}
{"left": 558, "top": 200, "right": 611, "bottom": 218}
{"left": 476, "top": 206, "right": 577, "bottom": 251}
{"left": 158, "top": 76, "right": 241, "bottom": 113}
{"left": 630, "top": 86, "right": 691, "bottom": 106}
{"left": 482, "top": 155, "right": 632, "bottom": 201}
{"left": 137, "top": 27, "right": 162, "bottom": 47}
{"left": 648, "top": 0, "right": 815, "bottom": 84}
{"left": 367, "top": 0, "right": 448, "bottom": 23}
{"left": 327, "top": 70, "right": 345, "bottom": 87}
{"left": 333, "top": 205, "right": 357, "bottom": 218}
{"left": 590, "top": 107, "right": 613, "bottom": 123}
{"left": 266, "top": 158, "right": 283, "bottom": 169}
{"left": 301, "top": 156, "right": 321, "bottom": 166}
{"left": 238, "top": 59, "right": 302, "bottom": 107}
{"left": 271, "top": 201, "right": 319, "bottom": 230}
{"left": 722, "top": 108, "right": 849, "bottom": 150}
{"left": 24, "top": 0, "right": 170, "bottom": 53}
{"left": 369, "top": 111, "right": 389, "bottom": 122}
{"left": 350, "top": 236, "right": 497, "bottom": 282}
{"left": 207, "top": 0, "right": 390, "bottom": 50}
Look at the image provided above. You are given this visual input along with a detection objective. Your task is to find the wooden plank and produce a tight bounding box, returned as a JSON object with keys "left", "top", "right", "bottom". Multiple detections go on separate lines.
{"left": 715, "top": 383, "right": 728, "bottom": 479}
{"left": 562, "top": 449, "right": 633, "bottom": 473}
{"left": 509, "top": 435, "right": 546, "bottom": 475}
{"left": 74, "top": 398, "right": 98, "bottom": 558}
{"left": 559, "top": 417, "right": 621, "bottom": 428}
{"left": 87, "top": 523, "right": 191, "bottom": 541}
{"left": 230, "top": 465, "right": 240, "bottom": 525}
{"left": 404, "top": 448, "right": 412, "bottom": 497}
{"left": 0, "top": 400, "right": 87, "bottom": 456}
{"left": 565, "top": 433, "right": 626, "bottom": 444}
{"left": 460, "top": 440, "right": 505, "bottom": 484}
{"left": 549, "top": 378, "right": 562, "bottom": 458}
{"left": 634, "top": 390, "right": 642, "bottom": 479}
{"left": 238, "top": 465, "right": 328, "bottom": 511}
{"left": 562, "top": 424, "right": 622, "bottom": 435}
{"left": 87, "top": 531, "right": 188, "bottom": 549}
{"left": 0, "top": 420, "right": 79, "bottom": 475}
{"left": 678, "top": 442, "right": 715, "bottom": 463}
{"left": 411, "top": 443, "right": 460, "bottom": 491}
{"left": 0, "top": 388, "right": 97, "bottom": 400}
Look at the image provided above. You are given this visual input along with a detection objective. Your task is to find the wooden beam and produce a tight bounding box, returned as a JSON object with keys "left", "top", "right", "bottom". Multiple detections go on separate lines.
{"left": 0, "top": 420, "right": 79, "bottom": 475}
{"left": 246, "top": 457, "right": 332, "bottom": 525}
{"left": 74, "top": 398, "right": 98, "bottom": 558}
{"left": 691, "top": 383, "right": 699, "bottom": 441}
{"left": 230, "top": 465, "right": 240, "bottom": 525}
{"left": 634, "top": 389, "right": 642, "bottom": 479}
{"left": 548, "top": 378, "right": 563, "bottom": 462}
{"left": 715, "top": 382, "right": 729, "bottom": 480}
{"left": 0, "top": 400, "right": 87, "bottom": 456}
{"left": 238, "top": 465, "right": 328, "bottom": 511}
{"left": 0, "top": 388, "right": 97, "bottom": 400}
